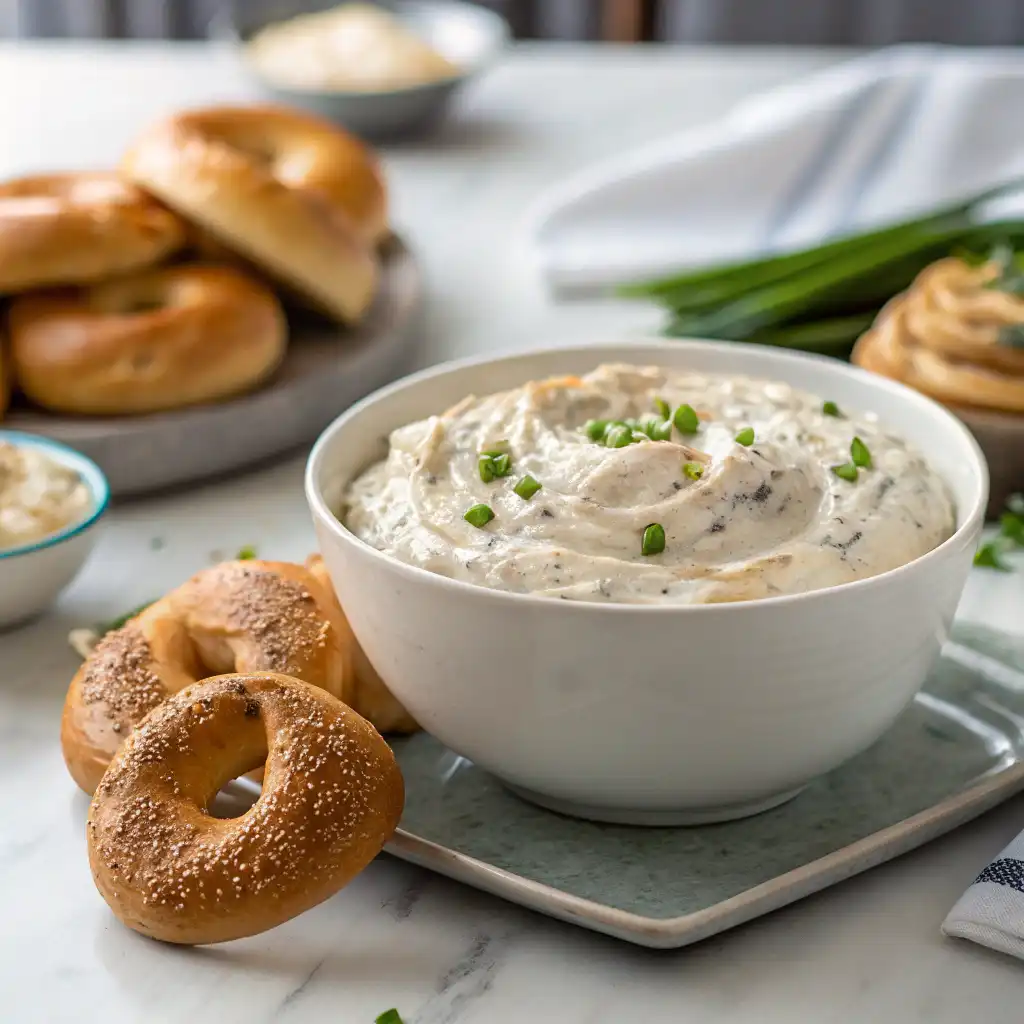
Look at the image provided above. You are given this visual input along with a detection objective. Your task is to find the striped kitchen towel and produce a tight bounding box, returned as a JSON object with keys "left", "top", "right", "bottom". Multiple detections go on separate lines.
{"left": 944, "top": 833, "right": 1024, "bottom": 960}
{"left": 527, "top": 45, "right": 1024, "bottom": 293}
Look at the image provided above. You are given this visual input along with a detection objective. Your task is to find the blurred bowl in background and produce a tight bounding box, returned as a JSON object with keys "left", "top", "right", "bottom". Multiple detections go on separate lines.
{"left": 217, "top": 0, "right": 511, "bottom": 140}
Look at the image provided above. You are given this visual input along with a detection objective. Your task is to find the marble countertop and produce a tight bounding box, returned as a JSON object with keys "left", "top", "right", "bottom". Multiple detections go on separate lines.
{"left": 3, "top": 40, "right": 1024, "bottom": 1023}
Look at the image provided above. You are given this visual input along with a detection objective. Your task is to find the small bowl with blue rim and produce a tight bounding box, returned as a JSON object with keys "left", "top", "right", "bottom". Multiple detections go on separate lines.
{"left": 0, "top": 431, "right": 110, "bottom": 629}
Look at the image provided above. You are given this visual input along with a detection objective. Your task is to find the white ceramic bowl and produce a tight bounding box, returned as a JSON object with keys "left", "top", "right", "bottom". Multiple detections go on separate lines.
{"left": 306, "top": 340, "right": 988, "bottom": 825}
{"left": 0, "top": 431, "right": 109, "bottom": 630}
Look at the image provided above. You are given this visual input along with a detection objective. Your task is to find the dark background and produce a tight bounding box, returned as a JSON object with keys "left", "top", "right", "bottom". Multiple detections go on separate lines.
{"left": 4, "top": 0, "right": 1024, "bottom": 45}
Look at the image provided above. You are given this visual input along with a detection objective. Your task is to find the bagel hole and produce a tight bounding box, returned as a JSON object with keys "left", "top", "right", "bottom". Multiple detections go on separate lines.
{"left": 205, "top": 732, "right": 267, "bottom": 820}
{"left": 208, "top": 779, "right": 261, "bottom": 819}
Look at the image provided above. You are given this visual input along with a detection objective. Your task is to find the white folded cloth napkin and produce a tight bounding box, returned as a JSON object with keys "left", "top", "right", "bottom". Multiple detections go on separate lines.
{"left": 527, "top": 45, "right": 1024, "bottom": 293}
{"left": 944, "top": 833, "right": 1024, "bottom": 959}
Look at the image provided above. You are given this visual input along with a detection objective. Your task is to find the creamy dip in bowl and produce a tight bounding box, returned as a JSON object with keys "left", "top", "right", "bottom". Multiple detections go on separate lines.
{"left": 307, "top": 340, "right": 987, "bottom": 825}
{"left": 345, "top": 364, "right": 955, "bottom": 605}
{"left": 0, "top": 431, "right": 109, "bottom": 629}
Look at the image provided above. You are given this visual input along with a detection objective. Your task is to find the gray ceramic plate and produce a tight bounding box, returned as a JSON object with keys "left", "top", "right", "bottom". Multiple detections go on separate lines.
{"left": 226, "top": 622, "right": 1024, "bottom": 948}
{"left": 4, "top": 237, "right": 421, "bottom": 497}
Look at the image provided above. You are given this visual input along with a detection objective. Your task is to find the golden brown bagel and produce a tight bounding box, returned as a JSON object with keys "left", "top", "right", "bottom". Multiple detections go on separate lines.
{"left": 87, "top": 672, "right": 404, "bottom": 945}
{"left": 121, "top": 105, "right": 384, "bottom": 324}
{"left": 9, "top": 263, "right": 286, "bottom": 416}
{"left": 62, "top": 560, "right": 349, "bottom": 795}
{"left": 0, "top": 172, "right": 185, "bottom": 292}
{"left": 306, "top": 553, "right": 419, "bottom": 735}
{"left": 853, "top": 257, "right": 1024, "bottom": 414}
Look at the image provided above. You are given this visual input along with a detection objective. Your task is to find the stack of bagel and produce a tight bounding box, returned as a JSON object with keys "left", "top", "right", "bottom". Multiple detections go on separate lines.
{"left": 0, "top": 104, "right": 388, "bottom": 421}
{"left": 64, "top": 555, "right": 418, "bottom": 944}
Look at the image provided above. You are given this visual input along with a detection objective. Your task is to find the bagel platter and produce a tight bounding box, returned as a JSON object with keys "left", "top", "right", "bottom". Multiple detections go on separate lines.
{"left": 0, "top": 104, "right": 421, "bottom": 496}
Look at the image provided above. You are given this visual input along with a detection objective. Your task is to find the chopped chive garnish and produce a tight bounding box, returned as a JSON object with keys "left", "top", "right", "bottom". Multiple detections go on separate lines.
{"left": 682, "top": 461, "right": 704, "bottom": 480}
{"left": 584, "top": 419, "right": 608, "bottom": 441}
{"left": 604, "top": 424, "right": 633, "bottom": 448}
{"left": 376, "top": 1012, "right": 404, "bottom": 1024}
{"left": 478, "top": 449, "right": 512, "bottom": 481}
{"left": 464, "top": 503, "right": 494, "bottom": 528}
{"left": 636, "top": 414, "right": 661, "bottom": 436}
{"left": 649, "top": 420, "right": 673, "bottom": 442}
{"left": 975, "top": 540, "right": 1013, "bottom": 571}
{"left": 822, "top": 400, "right": 843, "bottom": 418}
{"left": 631, "top": 430, "right": 650, "bottom": 444}
{"left": 641, "top": 523, "right": 666, "bottom": 556}
{"left": 513, "top": 474, "right": 542, "bottom": 500}
{"left": 236, "top": 545, "right": 257, "bottom": 560}
{"left": 673, "top": 403, "right": 700, "bottom": 435}
{"left": 850, "top": 436, "right": 872, "bottom": 469}
{"left": 734, "top": 427, "right": 755, "bottom": 446}
{"left": 654, "top": 397, "right": 671, "bottom": 420}
{"left": 831, "top": 462, "right": 859, "bottom": 482}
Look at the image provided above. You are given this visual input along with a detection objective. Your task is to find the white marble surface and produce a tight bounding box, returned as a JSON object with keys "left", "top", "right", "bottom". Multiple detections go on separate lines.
{"left": 2, "top": 40, "right": 1024, "bottom": 1023}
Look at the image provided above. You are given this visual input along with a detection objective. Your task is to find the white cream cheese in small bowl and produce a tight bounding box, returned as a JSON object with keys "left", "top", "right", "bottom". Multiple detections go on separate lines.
{"left": 0, "top": 431, "right": 109, "bottom": 629}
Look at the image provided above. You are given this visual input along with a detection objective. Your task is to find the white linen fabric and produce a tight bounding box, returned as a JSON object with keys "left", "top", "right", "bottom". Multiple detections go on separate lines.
{"left": 528, "top": 46, "right": 1024, "bottom": 292}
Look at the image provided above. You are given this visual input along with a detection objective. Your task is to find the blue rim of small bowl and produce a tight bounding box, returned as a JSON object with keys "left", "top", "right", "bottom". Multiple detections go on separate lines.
{"left": 0, "top": 430, "right": 110, "bottom": 560}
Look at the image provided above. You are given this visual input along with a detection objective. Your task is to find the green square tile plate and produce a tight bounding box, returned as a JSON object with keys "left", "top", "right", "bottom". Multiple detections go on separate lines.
{"left": 373, "top": 622, "right": 1024, "bottom": 948}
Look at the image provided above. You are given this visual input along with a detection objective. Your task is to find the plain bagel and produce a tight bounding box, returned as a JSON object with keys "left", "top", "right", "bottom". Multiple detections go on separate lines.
{"left": 61, "top": 560, "right": 349, "bottom": 795}
{"left": 87, "top": 672, "right": 404, "bottom": 945}
{"left": 9, "top": 263, "right": 286, "bottom": 416}
{"left": 121, "top": 105, "right": 384, "bottom": 324}
{"left": 0, "top": 172, "right": 185, "bottom": 292}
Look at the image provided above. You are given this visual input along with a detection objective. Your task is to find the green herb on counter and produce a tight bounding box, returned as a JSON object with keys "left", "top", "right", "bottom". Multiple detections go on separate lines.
{"left": 641, "top": 523, "right": 666, "bottom": 556}
{"left": 975, "top": 541, "right": 1013, "bottom": 571}
{"left": 673, "top": 403, "right": 700, "bottom": 435}
{"left": 514, "top": 474, "right": 542, "bottom": 500}
{"left": 236, "top": 545, "right": 258, "bottom": 560}
{"left": 464, "top": 503, "right": 495, "bottom": 528}
{"left": 822, "top": 400, "right": 843, "bottom": 417}
{"left": 96, "top": 602, "right": 154, "bottom": 637}
{"left": 734, "top": 427, "right": 755, "bottom": 447}
{"left": 831, "top": 463, "right": 859, "bottom": 483}
{"left": 850, "top": 437, "right": 872, "bottom": 469}
{"left": 682, "top": 461, "right": 704, "bottom": 480}
{"left": 971, "top": 493, "right": 1024, "bottom": 571}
